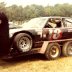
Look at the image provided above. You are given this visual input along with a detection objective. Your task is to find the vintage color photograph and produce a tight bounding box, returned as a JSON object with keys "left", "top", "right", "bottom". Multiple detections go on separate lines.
{"left": 0, "top": 0, "right": 72, "bottom": 72}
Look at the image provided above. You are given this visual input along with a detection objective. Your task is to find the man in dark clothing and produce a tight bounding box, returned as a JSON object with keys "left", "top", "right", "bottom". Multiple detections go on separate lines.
{"left": 0, "top": 12, "right": 10, "bottom": 56}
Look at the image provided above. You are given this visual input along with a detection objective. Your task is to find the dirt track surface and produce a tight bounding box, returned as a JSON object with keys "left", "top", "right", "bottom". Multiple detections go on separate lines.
{"left": 0, "top": 54, "right": 72, "bottom": 72}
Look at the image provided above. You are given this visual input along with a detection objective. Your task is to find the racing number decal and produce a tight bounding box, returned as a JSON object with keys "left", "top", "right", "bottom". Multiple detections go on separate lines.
{"left": 49, "top": 29, "right": 62, "bottom": 40}
{"left": 53, "top": 29, "right": 62, "bottom": 39}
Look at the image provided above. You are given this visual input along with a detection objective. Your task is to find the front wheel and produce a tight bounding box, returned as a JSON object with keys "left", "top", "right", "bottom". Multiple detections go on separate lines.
{"left": 13, "top": 33, "right": 33, "bottom": 52}
{"left": 45, "top": 43, "right": 61, "bottom": 60}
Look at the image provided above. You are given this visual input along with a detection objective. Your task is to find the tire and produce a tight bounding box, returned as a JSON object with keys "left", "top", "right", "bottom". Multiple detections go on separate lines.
{"left": 13, "top": 33, "right": 33, "bottom": 52}
{"left": 62, "top": 41, "right": 72, "bottom": 56}
{"left": 45, "top": 43, "right": 61, "bottom": 60}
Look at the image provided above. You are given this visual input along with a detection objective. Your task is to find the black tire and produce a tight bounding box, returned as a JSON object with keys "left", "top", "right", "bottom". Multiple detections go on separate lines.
{"left": 13, "top": 33, "right": 33, "bottom": 52}
{"left": 62, "top": 41, "right": 72, "bottom": 56}
{"left": 45, "top": 43, "right": 61, "bottom": 60}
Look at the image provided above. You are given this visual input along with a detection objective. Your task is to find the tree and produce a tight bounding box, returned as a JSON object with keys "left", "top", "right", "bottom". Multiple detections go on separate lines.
{"left": 0, "top": 2, "right": 6, "bottom": 13}
{"left": 1, "top": 2, "right": 72, "bottom": 22}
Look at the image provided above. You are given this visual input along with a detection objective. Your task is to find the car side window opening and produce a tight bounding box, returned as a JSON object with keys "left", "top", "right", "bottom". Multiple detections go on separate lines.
{"left": 63, "top": 18, "right": 72, "bottom": 27}
{"left": 44, "top": 18, "right": 62, "bottom": 28}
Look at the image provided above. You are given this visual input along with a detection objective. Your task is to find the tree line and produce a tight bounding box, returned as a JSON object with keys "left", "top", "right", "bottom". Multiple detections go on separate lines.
{"left": 0, "top": 2, "right": 72, "bottom": 22}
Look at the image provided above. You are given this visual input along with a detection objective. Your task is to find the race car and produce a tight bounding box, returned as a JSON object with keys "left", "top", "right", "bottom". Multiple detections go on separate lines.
{"left": 9, "top": 17, "right": 72, "bottom": 60}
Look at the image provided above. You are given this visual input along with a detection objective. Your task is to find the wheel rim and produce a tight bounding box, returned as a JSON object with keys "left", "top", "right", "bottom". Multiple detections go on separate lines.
{"left": 67, "top": 43, "right": 72, "bottom": 55}
{"left": 18, "top": 36, "right": 32, "bottom": 52}
{"left": 50, "top": 46, "right": 59, "bottom": 58}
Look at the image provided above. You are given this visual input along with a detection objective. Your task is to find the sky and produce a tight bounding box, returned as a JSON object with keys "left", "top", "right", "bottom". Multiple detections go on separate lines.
{"left": 0, "top": 0, "right": 72, "bottom": 7}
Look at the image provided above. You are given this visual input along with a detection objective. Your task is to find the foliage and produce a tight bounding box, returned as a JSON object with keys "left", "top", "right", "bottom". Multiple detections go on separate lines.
{"left": 0, "top": 2, "right": 72, "bottom": 22}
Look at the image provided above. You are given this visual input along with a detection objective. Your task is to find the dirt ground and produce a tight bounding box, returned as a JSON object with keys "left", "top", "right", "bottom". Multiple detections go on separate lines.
{"left": 0, "top": 54, "right": 72, "bottom": 72}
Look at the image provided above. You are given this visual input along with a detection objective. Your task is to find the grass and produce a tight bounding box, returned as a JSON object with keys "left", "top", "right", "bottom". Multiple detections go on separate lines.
{"left": 0, "top": 54, "right": 72, "bottom": 72}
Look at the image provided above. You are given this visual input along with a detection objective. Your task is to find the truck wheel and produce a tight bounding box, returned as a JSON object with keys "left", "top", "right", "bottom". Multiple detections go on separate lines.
{"left": 45, "top": 43, "right": 61, "bottom": 60}
{"left": 62, "top": 41, "right": 72, "bottom": 56}
{"left": 13, "top": 33, "right": 33, "bottom": 52}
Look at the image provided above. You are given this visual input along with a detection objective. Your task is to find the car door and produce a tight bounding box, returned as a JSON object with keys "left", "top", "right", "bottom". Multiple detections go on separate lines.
{"left": 42, "top": 17, "right": 63, "bottom": 41}
{"left": 62, "top": 18, "right": 72, "bottom": 39}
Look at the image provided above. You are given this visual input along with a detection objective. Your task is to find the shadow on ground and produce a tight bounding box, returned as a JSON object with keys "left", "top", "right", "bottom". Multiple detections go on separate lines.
{"left": 0, "top": 54, "right": 46, "bottom": 67}
{"left": 0, "top": 53, "right": 65, "bottom": 69}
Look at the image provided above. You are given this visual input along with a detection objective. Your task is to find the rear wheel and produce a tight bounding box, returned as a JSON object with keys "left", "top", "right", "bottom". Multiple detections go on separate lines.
{"left": 62, "top": 41, "right": 72, "bottom": 56}
{"left": 13, "top": 33, "right": 33, "bottom": 52}
{"left": 45, "top": 43, "right": 61, "bottom": 60}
